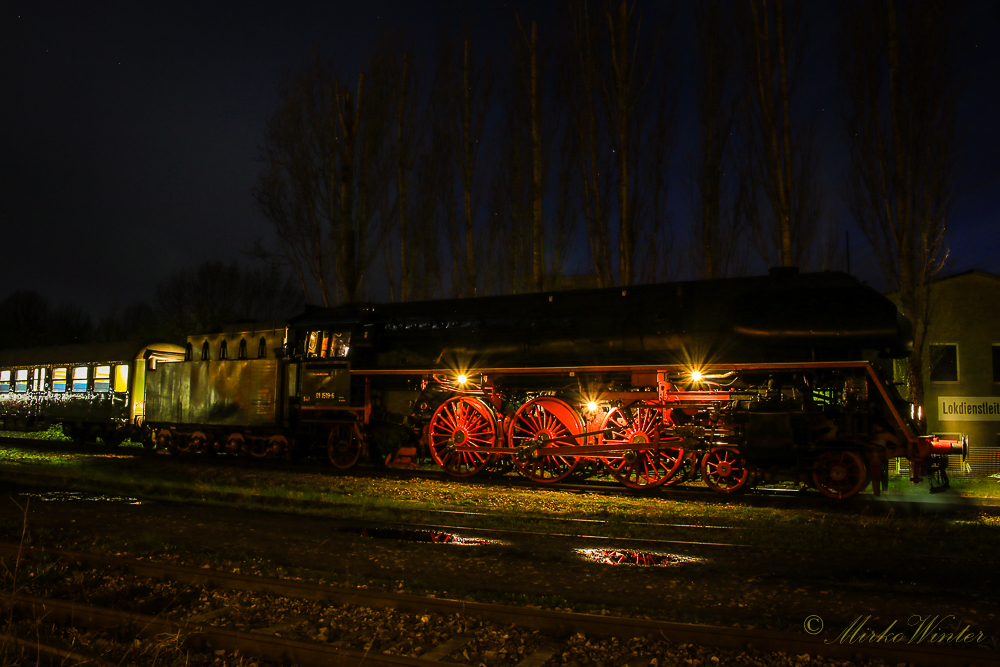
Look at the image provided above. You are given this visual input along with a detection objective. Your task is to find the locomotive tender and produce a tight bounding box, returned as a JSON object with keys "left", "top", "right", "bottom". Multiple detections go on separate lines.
{"left": 0, "top": 270, "right": 965, "bottom": 499}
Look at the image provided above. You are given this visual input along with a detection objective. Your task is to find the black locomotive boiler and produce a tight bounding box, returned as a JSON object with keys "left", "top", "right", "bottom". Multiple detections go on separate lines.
{"left": 137, "top": 268, "right": 964, "bottom": 499}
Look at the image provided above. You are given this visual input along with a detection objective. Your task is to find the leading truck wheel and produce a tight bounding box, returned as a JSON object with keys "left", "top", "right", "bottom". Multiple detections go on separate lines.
{"left": 701, "top": 447, "right": 750, "bottom": 494}
{"left": 812, "top": 450, "right": 868, "bottom": 499}
{"left": 327, "top": 424, "right": 361, "bottom": 469}
{"left": 509, "top": 397, "right": 583, "bottom": 483}
{"left": 428, "top": 396, "right": 498, "bottom": 477}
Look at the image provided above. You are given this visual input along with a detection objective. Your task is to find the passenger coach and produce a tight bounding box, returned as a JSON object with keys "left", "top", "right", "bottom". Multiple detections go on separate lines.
{"left": 0, "top": 341, "right": 185, "bottom": 444}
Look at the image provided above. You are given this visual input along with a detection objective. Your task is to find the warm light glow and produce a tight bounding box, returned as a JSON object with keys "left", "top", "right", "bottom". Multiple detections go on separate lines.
{"left": 587, "top": 401, "right": 598, "bottom": 412}
{"left": 690, "top": 370, "right": 703, "bottom": 382}
{"left": 456, "top": 374, "right": 468, "bottom": 385}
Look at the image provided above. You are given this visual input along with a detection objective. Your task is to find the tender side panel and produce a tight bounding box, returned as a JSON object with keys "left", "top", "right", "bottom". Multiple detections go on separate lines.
{"left": 146, "top": 359, "right": 279, "bottom": 427}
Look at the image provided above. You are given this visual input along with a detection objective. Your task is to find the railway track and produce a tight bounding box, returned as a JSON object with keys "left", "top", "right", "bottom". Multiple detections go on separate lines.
{"left": 2, "top": 542, "right": 996, "bottom": 667}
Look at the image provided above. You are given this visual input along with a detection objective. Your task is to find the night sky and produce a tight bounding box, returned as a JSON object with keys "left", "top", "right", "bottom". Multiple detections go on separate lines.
{"left": 3, "top": 1, "right": 998, "bottom": 317}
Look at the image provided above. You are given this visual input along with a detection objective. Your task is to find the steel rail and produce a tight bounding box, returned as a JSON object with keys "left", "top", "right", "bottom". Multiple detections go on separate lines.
{"left": 1, "top": 543, "right": 997, "bottom": 667}
{"left": 0, "top": 631, "right": 116, "bottom": 667}
{"left": 4, "top": 592, "right": 445, "bottom": 667}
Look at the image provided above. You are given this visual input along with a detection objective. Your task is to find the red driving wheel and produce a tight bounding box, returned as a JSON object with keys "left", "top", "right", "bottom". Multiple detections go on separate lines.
{"left": 600, "top": 405, "right": 684, "bottom": 489}
{"left": 427, "top": 397, "right": 498, "bottom": 477}
{"left": 508, "top": 397, "right": 583, "bottom": 483}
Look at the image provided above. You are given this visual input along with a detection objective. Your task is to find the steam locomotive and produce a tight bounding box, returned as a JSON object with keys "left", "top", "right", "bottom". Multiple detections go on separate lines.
{"left": 0, "top": 269, "right": 965, "bottom": 499}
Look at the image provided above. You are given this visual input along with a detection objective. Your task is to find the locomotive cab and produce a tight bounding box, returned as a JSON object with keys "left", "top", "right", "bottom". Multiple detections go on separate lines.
{"left": 297, "top": 329, "right": 354, "bottom": 408}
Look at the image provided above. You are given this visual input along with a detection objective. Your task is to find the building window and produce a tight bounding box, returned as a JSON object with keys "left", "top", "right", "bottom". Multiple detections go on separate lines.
{"left": 994, "top": 346, "right": 1000, "bottom": 383}
{"left": 114, "top": 364, "right": 129, "bottom": 392}
{"left": 0, "top": 370, "right": 10, "bottom": 393}
{"left": 32, "top": 367, "right": 46, "bottom": 392}
{"left": 15, "top": 369, "right": 28, "bottom": 392}
{"left": 929, "top": 344, "right": 958, "bottom": 383}
{"left": 52, "top": 368, "right": 67, "bottom": 392}
{"left": 72, "top": 366, "right": 88, "bottom": 392}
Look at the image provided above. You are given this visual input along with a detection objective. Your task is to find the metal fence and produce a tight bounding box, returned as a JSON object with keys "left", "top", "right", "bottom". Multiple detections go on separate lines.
{"left": 891, "top": 447, "right": 1000, "bottom": 478}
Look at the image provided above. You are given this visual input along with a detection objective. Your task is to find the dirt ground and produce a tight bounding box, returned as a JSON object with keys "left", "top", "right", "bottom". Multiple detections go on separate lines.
{"left": 1, "top": 485, "right": 997, "bottom": 649}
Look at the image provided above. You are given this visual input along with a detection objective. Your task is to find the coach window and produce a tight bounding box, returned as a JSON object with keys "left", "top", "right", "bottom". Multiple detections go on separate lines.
{"left": 32, "top": 367, "right": 46, "bottom": 392}
{"left": 52, "top": 368, "right": 67, "bottom": 392}
{"left": 0, "top": 370, "right": 10, "bottom": 393}
{"left": 72, "top": 367, "right": 88, "bottom": 392}
{"left": 114, "top": 364, "right": 129, "bottom": 392}
{"left": 15, "top": 369, "right": 28, "bottom": 392}
{"left": 94, "top": 366, "right": 111, "bottom": 392}
{"left": 929, "top": 344, "right": 958, "bottom": 383}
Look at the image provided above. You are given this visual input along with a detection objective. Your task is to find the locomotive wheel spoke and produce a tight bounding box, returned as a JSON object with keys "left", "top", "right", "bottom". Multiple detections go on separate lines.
{"left": 509, "top": 397, "right": 583, "bottom": 483}
{"left": 327, "top": 424, "right": 361, "bottom": 469}
{"left": 427, "top": 397, "right": 498, "bottom": 477}
{"left": 601, "top": 405, "right": 683, "bottom": 489}
{"left": 812, "top": 450, "right": 868, "bottom": 499}
{"left": 701, "top": 447, "right": 750, "bottom": 494}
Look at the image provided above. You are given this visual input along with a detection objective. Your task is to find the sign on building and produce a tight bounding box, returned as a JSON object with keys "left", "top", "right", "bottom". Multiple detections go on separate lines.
{"left": 938, "top": 396, "right": 1000, "bottom": 421}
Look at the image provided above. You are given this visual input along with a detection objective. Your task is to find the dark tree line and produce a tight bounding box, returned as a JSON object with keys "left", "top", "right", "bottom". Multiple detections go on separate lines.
{"left": 0, "top": 261, "right": 303, "bottom": 350}
{"left": 252, "top": 0, "right": 960, "bottom": 405}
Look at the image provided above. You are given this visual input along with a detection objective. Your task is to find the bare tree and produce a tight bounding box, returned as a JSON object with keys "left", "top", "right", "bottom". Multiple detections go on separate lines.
{"left": 688, "top": 0, "right": 750, "bottom": 280}
{"left": 255, "top": 58, "right": 336, "bottom": 306}
{"left": 255, "top": 51, "right": 393, "bottom": 306}
{"left": 432, "top": 30, "right": 493, "bottom": 298}
{"left": 485, "top": 15, "right": 575, "bottom": 295}
{"left": 737, "top": 0, "right": 821, "bottom": 268}
{"left": 386, "top": 43, "right": 422, "bottom": 302}
{"left": 838, "top": 0, "right": 959, "bottom": 405}
{"left": 567, "top": 0, "right": 674, "bottom": 287}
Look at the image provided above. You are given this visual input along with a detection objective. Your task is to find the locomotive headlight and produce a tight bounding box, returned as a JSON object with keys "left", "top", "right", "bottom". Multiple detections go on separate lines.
{"left": 456, "top": 374, "right": 468, "bottom": 385}
{"left": 690, "top": 370, "right": 703, "bottom": 382}
{"left": 587, "top": 401, "right": 598, "bottom": 412}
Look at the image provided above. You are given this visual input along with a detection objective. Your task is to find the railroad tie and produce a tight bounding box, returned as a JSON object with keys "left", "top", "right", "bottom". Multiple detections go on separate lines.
{"left": 515, "top": 643, "right": 562, "bottom": 667}
{"left": 422, "top": 634, "right": 472, "bottom": 661}
{"left": 252, "top": 615, "right": 311, "bottom": 635}
{"left": 183, "top": 606, "right": 235, "bottom": 624}
{"left": 620, "top": 656, "right": 658, "bottom": 667}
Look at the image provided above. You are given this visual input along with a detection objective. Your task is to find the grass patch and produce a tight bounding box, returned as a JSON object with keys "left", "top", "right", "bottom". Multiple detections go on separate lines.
{"left": 2, "top": 446, "right": 1000, "bottom": 562}
{"left": 1, "top": 424, "right": 72, "bottom": 441}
